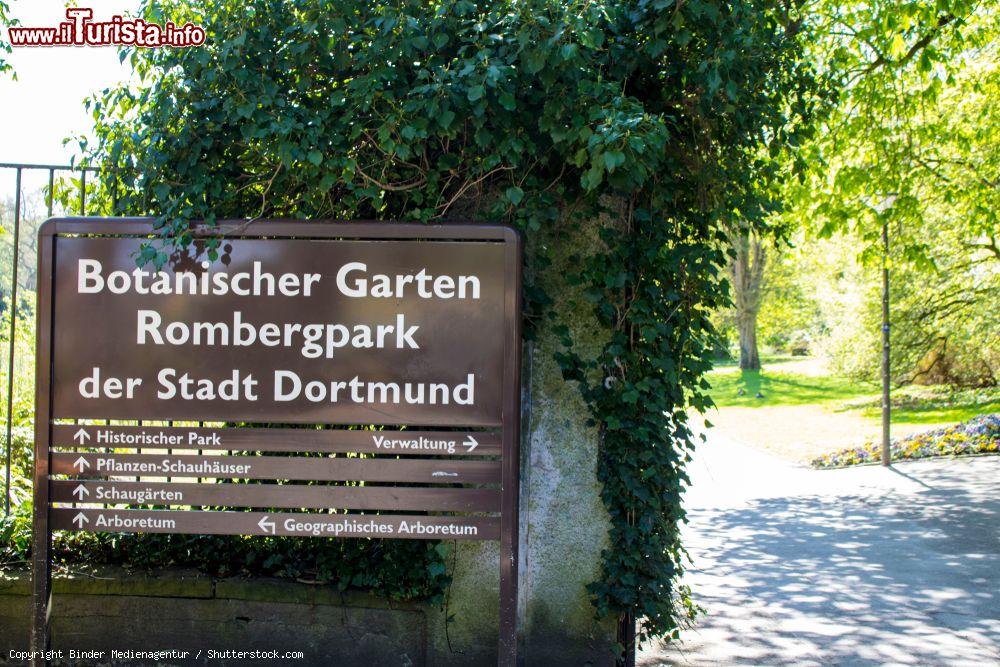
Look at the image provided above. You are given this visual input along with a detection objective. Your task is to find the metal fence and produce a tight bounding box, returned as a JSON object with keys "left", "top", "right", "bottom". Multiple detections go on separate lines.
{"left": 1, "top": 162, "right": 100, "bottom": 516}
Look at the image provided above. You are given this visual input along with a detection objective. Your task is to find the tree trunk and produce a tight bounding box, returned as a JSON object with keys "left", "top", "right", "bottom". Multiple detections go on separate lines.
{"left": 727, "top": 229, "right": 766, "bottom": 371}
{"left": 737, "top": 313, "right": 760, "bottom": 370}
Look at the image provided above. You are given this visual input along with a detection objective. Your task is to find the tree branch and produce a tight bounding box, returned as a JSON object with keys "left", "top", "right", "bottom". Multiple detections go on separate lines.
{"left": 863, "top": 13, "right": 956, "bottom": 74}
{"left": 966, "top": 236, "right": 1000, "bottom": 261}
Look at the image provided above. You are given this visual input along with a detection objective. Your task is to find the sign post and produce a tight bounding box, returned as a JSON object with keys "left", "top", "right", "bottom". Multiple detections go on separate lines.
{"left": 31, "top": 219, "right": 522, "bottom": 665}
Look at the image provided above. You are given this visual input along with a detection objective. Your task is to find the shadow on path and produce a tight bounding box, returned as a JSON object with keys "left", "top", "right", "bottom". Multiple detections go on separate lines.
{"left": 642, "top": 450, "right": 1000, "bottom": 666}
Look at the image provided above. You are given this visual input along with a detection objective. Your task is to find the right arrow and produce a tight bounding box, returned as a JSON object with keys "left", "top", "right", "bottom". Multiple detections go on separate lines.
{"left": 258, "top": 515, "right": 276, "bottom": 535}
{"left": 72, "top": 484, "right": 90, "bottom": 500}
{"left": 74, "top": 428, "right": 91, "bottom": 444}
{"left": 463, "top": 435, "right": 479, "bottom": 453}
{"left": 73, "top": 456, "right": 90, "bottom": 472}
{"left": 72, "top": 512, "right": 89, "bottom": 529}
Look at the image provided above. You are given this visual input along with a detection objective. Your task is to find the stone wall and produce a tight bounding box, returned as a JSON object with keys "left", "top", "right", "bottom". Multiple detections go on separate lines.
{"left": 1, "top": 568, "right": 429, "bottom": 665}
{"left": 398, "top": 211, "right": 617, "bottom": 665}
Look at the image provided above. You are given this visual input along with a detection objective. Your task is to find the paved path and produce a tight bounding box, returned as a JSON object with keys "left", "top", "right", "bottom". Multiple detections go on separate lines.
{"left": 641, "top": 434, "right": 1000, "bottom": 666}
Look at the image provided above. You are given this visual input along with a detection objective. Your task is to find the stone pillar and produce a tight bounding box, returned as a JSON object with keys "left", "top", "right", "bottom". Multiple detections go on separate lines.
{"left": 427, "top": 211, "right": 615, "bottom": 666}
{"left": 519, "top": 213, "right": 616, "bottom": 665}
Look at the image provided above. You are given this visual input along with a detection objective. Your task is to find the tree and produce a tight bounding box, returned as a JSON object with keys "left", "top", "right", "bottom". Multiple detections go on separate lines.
{"left": 83, "top": 0, "right": 815, "bottom": 646}
{"left": 756, "top": 239, "right": 824, "bottom": 353}
{"left": 791, "top": 0, "right": 997, "bottom": 250}
{"left": 0, "top": 0, "right": 17, "bottom": 79}
{"left": 814, "top": 214, "right": 1000, "bottom": 387}
{"left": 0, "top": 189, "right": 44, "bottom": 298}
{"left": 781, "top": 0, "right": 999, "bottom": 385}
{"left": 727, "top": 229, "right": 767, "bottom": 369}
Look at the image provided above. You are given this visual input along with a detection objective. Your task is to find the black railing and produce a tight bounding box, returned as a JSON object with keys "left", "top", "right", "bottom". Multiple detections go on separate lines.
{"left": 1, "top": 162, "right": 101, "bottom": 515}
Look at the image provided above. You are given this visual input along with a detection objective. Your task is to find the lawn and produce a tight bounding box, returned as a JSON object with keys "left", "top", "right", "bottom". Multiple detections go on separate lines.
{"left": 708, "top": 359, "right": 876, "bottom": 408}
{"left": 847, "top": 387, "right": 1000, "bottom": 425}
{"left": 700, "top": 356, "right": 1000, "bottom": 462}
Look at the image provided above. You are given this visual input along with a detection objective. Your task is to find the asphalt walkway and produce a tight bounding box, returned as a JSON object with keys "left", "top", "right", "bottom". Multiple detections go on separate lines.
{"left": 641, "top": 433, "right": 1000, "bottom": 666}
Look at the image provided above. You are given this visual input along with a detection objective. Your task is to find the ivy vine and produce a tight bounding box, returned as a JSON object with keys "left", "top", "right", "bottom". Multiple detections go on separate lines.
{"left": 82, "top": 0, "right": 815, "bottom": 645}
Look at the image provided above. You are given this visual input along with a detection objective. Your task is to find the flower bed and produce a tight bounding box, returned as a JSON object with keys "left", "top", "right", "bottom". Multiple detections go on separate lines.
{"left": 810, "top": 413, "right": 1000, "bottom": 469}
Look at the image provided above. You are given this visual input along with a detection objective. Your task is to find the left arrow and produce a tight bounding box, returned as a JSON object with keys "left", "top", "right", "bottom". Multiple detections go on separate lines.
{"left": 73, "top": 456, "right": 90, "bottom": 472}
{"left": 258, "top": 515, "right": 276, "bottom": 535}
{"left": 74, "top": 428, "right": 91, "bottom": 444}
{"left": 72, "top": 512, "right": 89, "bottom": 529}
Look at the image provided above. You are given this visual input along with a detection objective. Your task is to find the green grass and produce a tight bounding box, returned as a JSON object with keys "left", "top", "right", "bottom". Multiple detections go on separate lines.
{"left": 708, "top": 367, "right": 877, "bottom": 408}
{"left": 880, "top": 404, "right": 1000, "bottom": 424}
{"left": 849, "top": 387, "right": 1000, "bottom": 425}
{"left": 708, "top": 356, "right": 1000, "bottom": 424}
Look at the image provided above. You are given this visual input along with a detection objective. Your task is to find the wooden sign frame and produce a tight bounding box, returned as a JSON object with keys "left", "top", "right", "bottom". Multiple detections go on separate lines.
{"left": 31, "top": 219, "right": 522, "bottom": 665}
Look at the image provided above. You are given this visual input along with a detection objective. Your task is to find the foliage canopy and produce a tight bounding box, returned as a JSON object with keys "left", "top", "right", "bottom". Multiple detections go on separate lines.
{"left": 796, "top": 0, "right": 996, "bottom": 255}
{"left": 0, "top": 0, "right": 16, "bottom": 79}
{"left": 83, "top": 0, "right": 813, "bottom": 643}
{"left": 778, "top": 0, "right": 1000, "bottom": 385}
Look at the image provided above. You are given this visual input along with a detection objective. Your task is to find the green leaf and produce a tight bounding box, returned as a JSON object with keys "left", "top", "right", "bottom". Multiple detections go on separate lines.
{"left": 523, "top": 49, "right": 545, "bottom": 74}
{"left": 583, "top": 160, "right": 604, "bottom": 190}
{"left": 438, "top": 109, "right": 456, "bottom": 128}
{"left": 889, "top": 33, "right": 907, "bottom": 58}
{"left": 603, "top": 150, "right": 625, "bottom": 172}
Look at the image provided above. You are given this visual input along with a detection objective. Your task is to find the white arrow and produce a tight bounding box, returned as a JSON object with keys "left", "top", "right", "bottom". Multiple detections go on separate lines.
{"left": 258, "top": 515, "right": 276, "bottom": 535}
{"left": 72, "top": 484, "right": 90, "bottom": 500}
{"left": 463, "top": 435, "right": 479, "bottom": 453}
{"left": 73, "top": 456, "right": 90, "bottom": 472}
{"left": 73, "top": 512, "right": 89, "bottom": 529}
{"left": 73, "top": 428, "right": 91, "bottom": 444}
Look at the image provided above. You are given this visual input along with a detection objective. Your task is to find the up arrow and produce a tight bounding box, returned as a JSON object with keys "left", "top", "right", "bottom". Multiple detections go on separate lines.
{"left": 463, "top": 435, "right": 479, "bottom": 453}
{"left": 72, "top": 484, "right": 90, "bottom": 500}
{"left": 73, "top": 428, "right": 91, "bottom": 444}
{"left": 258, "top": 515, "right": 276, "bottom": 535}
{"left": 73, "top": 456, "right": 90, "bottom": 472}
{"left": 73, "top": 512, "right": 89, "bottom": 529}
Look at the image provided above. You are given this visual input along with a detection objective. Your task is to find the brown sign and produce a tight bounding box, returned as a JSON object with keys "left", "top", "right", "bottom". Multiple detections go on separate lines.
{"left": 52, "top": 424, "right": 501, "bottom": 456}
{"left": 51, "top": 508, "right": 499, "bottom": 540}
{"left": 51, "top": 452, "right": 501, "bottom": 484}
{"left": 50, "top": 480, "right": 501, "bottom": 512}
{"left": 33, "top": 220, "right": 523, "bottom": 666}
{"left": 52, "top": 235, "right": 507, "bottom": 425}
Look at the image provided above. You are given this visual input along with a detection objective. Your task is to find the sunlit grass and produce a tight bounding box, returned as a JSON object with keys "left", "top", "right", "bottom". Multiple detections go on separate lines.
{"left": 850, "top": 387, "right": 1000, "bottom": 425}
{"left": 708, "top": 360, "right": 878, "bottom": 408}
{"left": 707, "top": 356, "right": 999, "bottom": 424}
{"left": 870, "top": 403, "right": 1000, "bottom": 424}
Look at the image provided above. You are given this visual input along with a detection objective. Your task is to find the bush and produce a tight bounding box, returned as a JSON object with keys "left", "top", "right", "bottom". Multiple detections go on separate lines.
{"left": 0, "top": 296, "right": 37, "bottom": 431}
{"left": 74, "top": 0, "right": 816, "bottom": 642}
{"left": 808, "top": 232, "right": 1000, "bottom": 388}
{"left": 0, "top": 499, "right": 453, "bottom": 602}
